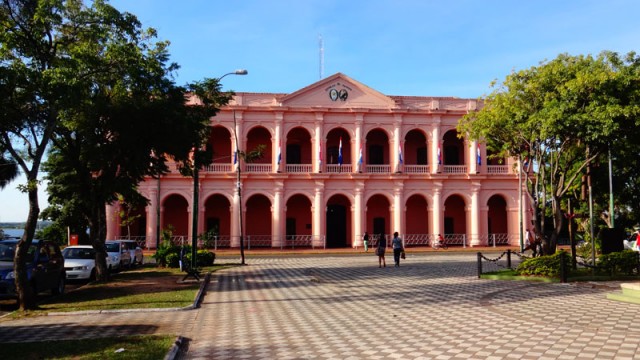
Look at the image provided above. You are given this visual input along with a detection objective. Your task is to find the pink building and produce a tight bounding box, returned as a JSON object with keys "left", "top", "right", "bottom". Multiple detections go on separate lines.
{"left": 106, "top": 73, "right": 529, "bottom": 249}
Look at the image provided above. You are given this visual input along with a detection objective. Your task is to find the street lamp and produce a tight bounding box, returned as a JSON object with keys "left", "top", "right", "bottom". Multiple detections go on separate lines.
{"left": 191, "top": 69, "right": 248, "bottom": 270}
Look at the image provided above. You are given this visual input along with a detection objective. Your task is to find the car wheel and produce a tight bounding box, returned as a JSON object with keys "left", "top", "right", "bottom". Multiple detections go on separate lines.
{"left": 51, "top": 275, "right": 65, "bottom": 295}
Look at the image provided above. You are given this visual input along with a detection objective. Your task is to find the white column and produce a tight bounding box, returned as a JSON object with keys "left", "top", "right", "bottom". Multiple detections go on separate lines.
{"left": 354, "top": 185, "right": 364, "bottom": 247}
{"left": 146, "top": 187, "right": 158, "bottom": 249}
{"left": 272, "top": 185, "right": 284, "bottom": 247}
{"left": 315, "top": 113, "right": 324, "bottom": 173}
{"left": 432, "top": 185, "right": 443, "bottom": 236}
{"left": 393, "top": 183, "right": 404, "bottom": 235}
{"left": 470, "top": 140, "right": 478, "bottom": 174}
{"left": 274, "top": 112, "right": 283, "bottom": 173}
{"left": 355, "top": 114, "right": 363, "bottom": 172}
{"left": 313, "top": 181, "right": 324, "bottom": 247}
{"left": 231, "top": 185, "right": 240, "bottom": 247}
{"left": 234, "top": 111, "right": 244, "bottom": 172}
{"left": 394, "top": 114, "right": 403, "bottom": 172}
{"left": 432, "top": 122, "right": 441, "bottom": 174}
{"left": 470, "top": 184, "right": 481, "bottom": 247}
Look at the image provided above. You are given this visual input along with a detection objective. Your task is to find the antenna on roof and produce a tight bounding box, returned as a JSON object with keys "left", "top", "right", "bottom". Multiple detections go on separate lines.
{"left": 318, "top": 34, "right": 324, "bottom": 80}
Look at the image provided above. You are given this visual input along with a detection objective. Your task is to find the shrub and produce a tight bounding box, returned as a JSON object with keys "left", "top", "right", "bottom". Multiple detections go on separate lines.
{"left": 165, "top": 253, "right": 181, "bottom": 268}
{"left": 516, "top": 251, "right": 565, "bottom": 277}
{"left": 197, "top": 250, "right": 215, "bottom": 266}
{"left": 154, "top": 244, "right": 190, "bottom": 268}
{"left": 598, "top": 250, "right": 639, "bottom": 275}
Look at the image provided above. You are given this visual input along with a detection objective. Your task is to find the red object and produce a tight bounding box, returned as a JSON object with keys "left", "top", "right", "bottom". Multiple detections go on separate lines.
{"left": 69, "top": 234, "right": 79, "bottom": 246}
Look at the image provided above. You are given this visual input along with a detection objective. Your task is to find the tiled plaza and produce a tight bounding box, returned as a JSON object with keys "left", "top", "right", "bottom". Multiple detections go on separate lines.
{"left": 1, "top": 252, "right": 639, "bottom": 359}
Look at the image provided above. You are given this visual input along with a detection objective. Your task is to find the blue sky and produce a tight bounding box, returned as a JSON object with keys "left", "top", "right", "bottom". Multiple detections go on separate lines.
{"left": 1, "top": 0, "right": 639, "bottom": 222}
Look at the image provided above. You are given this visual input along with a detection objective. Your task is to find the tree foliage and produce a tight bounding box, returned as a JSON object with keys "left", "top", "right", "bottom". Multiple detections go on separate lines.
{"left": 0, "top": 0, "right": 231, "bottom": 309}
{"left": 41, "top": 7, "right": 231, "bottom": 282}
{"left": 459, "top": 51, "right": 640, "bottom": 254}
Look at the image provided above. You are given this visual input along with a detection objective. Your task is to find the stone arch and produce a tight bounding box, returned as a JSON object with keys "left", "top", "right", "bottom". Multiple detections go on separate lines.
{"left": 443, "top": 194, "right": 467, "bottom": 236}
{"left": 246, "top": 126, "right": 272, "bottom": 164}
{"left": 203, "top": 194, "right": 232, "bottom": 244}
{"left": 405, "top": 194, "right": 429, "bottom": 237}
{"left": 161, "top": 194, "right": 189, "bottom": 238}
{"left": 245, "top": 193, "right": 273, "bottom": 246}
{"left": 285, "top": 193, "right": 313, "bottom": 239}
{"left": 365, "top": 194, "right": 392, "bottom": 238}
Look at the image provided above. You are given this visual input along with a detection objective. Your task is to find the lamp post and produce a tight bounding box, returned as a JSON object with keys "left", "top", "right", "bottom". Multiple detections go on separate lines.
{"left": 191, "top": 69, "right": 248, "bottom": 269}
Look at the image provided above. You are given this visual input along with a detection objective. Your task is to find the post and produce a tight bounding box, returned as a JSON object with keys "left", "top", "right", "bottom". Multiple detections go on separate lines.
{"left": 507, "top": 249, "right": 511, "bottom": 269}
{"left": 477, "top": 252, "right": 483, "bottom": 278}
{"left": 518, "top": 154, "right": 524, "bottom": 252}
{"left": 560, "top": 251, "right": 567, "bottom": 283}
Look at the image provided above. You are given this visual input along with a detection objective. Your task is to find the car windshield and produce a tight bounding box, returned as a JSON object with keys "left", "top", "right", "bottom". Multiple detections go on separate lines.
{"left": 62, "top": 247, "right": 95, "bottom": 260}
{"left": 0, "top": 242, "right": 37, "bottom": 262}
{"left": 105, "top": 242, "right": 120, "bottom": 252}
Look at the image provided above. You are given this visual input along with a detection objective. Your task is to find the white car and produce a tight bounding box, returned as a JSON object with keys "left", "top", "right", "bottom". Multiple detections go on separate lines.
{"left": 105, "top": 241, "right": 132, "bottom": 271}
{"left": 113, "top": 240, "right": 144, "bottom": 266}
{"left": 62, "top": 245, "right": 116, "bottom": 280}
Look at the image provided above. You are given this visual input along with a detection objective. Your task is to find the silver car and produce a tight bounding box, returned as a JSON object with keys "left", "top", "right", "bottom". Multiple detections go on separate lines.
{"left": 113, "top": 240, "right": 144, "bottom": 266}
{"left": 105, "top": 241, "right": 132, "bottom": 270}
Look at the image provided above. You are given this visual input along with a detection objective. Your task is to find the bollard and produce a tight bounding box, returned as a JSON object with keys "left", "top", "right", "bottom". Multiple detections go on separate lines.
{"left": 477, "top": 252, "right": 482, "bottom": 278}
{"left": 507, "top": 249, "right": 512, "bottom": 269}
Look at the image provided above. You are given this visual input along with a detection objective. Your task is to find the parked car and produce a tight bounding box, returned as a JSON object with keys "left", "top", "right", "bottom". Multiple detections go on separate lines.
{"left": 113, "top": 240, "right": 143, "bottom": 266}
{"left": 62, "top": 245, "right": 117, "bottom": 281}
{"left": 0, "top": 239, "right": 66, "bottom": 299}
{"left": 105, "top": 241, "right": 132, "bottom": 270}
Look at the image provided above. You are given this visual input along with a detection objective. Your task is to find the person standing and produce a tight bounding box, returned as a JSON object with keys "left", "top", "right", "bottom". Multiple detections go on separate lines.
{"left": 376, "top": 233, "right": 386, "bottom": 268}
{"left": 634, "top": 228, "right": 640, "bottom": 251}
{"left": 392, "top": 232, "right": 403, "bottom": 267}
{"left": 363, "top": 232, "right": 369, "bottom": 252}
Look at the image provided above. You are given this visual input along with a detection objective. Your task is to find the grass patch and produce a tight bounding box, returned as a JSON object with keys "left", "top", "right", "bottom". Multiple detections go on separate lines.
{"left": 481, "top": 268, "right": 640, "bottom": 283}
{"left": 480, "top": 269, "right": 558, "bottom": 283}
{"left": 8, "top": 264, "right": 234, "bottom": 317}
{"left": 4, "top": 335, "right": 175, "bottom": 360}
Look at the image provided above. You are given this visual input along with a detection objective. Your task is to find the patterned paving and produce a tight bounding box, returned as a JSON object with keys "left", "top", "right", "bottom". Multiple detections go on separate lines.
{"left": 1, "top": 253, "right": 640, "bottom": 359}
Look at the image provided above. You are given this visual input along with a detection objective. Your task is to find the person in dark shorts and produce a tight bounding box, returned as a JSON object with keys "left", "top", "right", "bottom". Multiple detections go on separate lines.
{"left": 376, "top": 233, "right": 386, "bottom": 268}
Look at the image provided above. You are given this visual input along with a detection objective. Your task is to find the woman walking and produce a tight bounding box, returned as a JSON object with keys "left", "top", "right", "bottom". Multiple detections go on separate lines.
{"left": 376, "top": 233, "right": 386, "bottom": 268}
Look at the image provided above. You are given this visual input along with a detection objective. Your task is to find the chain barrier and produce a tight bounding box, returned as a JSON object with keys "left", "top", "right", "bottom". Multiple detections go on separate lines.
{"left": 477, "top": 250, "right": 514, "bottom": 277}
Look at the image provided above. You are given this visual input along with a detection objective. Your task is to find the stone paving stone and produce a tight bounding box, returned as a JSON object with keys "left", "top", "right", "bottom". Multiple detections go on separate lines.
{"left": 2, "top": 253, "right": 640, "bottom": 359}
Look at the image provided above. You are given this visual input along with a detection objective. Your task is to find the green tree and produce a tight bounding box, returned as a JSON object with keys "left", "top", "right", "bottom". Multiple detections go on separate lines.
{"left": 42, "top": 39, "right": 230, "bottom": 283}
{"left": 459, "top": 51, "right": 640, "bottom": 254}
{"left": 0, "top": 0, "right": 222, "bottom": 309}
{"left": 0, "top": 0, "right": 119, "bottom": 310}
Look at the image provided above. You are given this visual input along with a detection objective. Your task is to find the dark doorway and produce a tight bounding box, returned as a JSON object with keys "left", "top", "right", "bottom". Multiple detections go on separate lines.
{"left": 417, "top": 147, "right": 427, "bottom": 165}
{"left": 369, "top": 145, "right": 384, "bottom": 165}
{"left": 373, "top": 217, "right": 385, "bottom": 237}
{"left": 445, "top": 217, "right": 454, "bottom": 235}
{"left": 444, "top": 146, "right": 459, "bottom": 165}
{"left": 286, "top": 144, "right": 301, "bottom": 164}
{"left": 326, "top": 204, "right": 347, "bottom": 247}
{"left": 286, "top": 218, "right": 296, "bottom": 240}
{"left": 206, "top": 217, "right": 220, "bottom": 236}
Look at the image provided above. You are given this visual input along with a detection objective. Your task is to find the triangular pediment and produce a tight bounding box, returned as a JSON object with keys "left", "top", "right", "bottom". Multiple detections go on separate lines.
{"left": 281, "top": 73, "right": 397, "bottom": 109}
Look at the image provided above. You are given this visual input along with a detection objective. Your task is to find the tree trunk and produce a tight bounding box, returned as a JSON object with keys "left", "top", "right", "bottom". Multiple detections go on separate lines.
{"left": 90, "top": 200, "right": 110, "bottom": 282}
{"left": 15, "top": 184, "right": 40, "bottom": 310}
